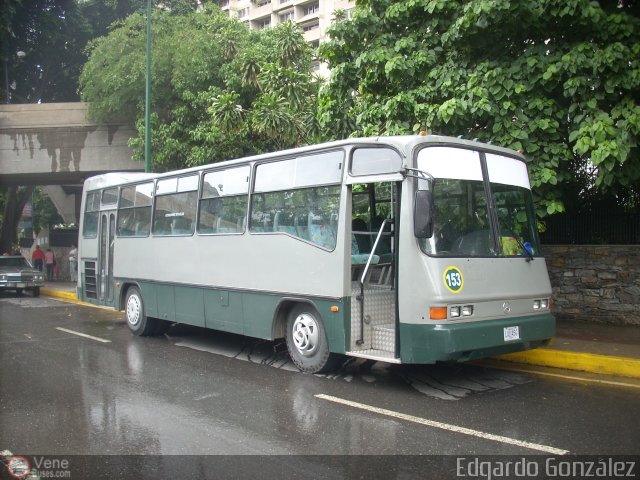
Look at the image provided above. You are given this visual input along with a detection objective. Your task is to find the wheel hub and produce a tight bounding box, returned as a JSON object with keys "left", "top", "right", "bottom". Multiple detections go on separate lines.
{"left": 126, "top": 294, "right": 141, "bottom": 326}
{"left": 292, "top": 313, "right": 319, "bottom": 357}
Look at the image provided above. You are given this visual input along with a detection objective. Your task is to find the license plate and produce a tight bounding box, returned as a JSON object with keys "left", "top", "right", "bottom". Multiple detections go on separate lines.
{"left": 503, "top": 326, "right": 520, "bottom": 341}
{"left": 16, "top": 283, "right": 26, "bottom": 288}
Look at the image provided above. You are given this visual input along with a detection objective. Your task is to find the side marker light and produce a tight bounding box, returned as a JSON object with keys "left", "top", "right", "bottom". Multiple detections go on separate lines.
{"left": 430, "top": 306, "right": 447, "bottom": 320}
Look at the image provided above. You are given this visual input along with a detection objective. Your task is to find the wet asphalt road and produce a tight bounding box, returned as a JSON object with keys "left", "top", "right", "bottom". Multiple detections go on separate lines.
{"left": 1, "top": 294, "right": 639, "bottom": 476}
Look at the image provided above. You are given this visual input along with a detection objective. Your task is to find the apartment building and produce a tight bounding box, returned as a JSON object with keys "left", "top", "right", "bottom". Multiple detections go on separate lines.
{"left": 217, "top": 0, "right": 355, "bottom": 74}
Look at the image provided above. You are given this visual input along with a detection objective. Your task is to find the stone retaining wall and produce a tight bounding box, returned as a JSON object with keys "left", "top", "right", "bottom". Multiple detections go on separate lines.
{"left": 545, "top": 245, "right": 640, "bottom": 325}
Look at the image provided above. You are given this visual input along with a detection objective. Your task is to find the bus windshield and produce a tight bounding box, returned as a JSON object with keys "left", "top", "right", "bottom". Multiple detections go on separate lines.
{"left": 417, "top": 147, "right": 541, "bottom": 258}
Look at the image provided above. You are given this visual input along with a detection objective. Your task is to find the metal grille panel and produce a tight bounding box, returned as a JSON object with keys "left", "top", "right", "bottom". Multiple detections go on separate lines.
{"left": 350, "top": 282, "right": 395, "bottom": 352}
{"left": 372, "top": 324, "right": 395, "bottom": 351}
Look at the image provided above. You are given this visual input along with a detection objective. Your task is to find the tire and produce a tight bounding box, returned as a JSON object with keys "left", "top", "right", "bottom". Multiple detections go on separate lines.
{"left": 16, "top": 288, "right": 23, "bottom": 297}
{"left": 31, "top": 287, "right": 40, "bottom": 297}
{"left": 152, "top": 319, "right": 171, "bottom": 336}
{"left": 285, "top": 304, "right": 340, "bottom": 374}
{"left": 124, "top": 286, "right": 161, "bottom": 336}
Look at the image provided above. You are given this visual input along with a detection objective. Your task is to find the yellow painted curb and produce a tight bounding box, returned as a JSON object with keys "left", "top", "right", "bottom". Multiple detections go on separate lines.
{"left": 41, "top": 288, "right": 122, "bottom": 312}
{"left": 495, "top": 348, "right": 640, "bottom": 379}
{"left": 41, "top": 288, "right": 77, "bottom": 301}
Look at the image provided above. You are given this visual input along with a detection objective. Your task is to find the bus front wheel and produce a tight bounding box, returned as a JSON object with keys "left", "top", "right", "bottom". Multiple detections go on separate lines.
{"left": 125, "top": 286, "right": 162, "bottom": 336}
{"left": 286, "top": 305, "right": 339, "bottom": 374}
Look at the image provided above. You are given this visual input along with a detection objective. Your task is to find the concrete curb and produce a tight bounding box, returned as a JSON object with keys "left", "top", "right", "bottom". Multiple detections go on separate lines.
{"left": 494, "top": 348, "right": 640, "bottom": 380}
{"left": 40, "top": 288, "right": 639, "bottom": 380}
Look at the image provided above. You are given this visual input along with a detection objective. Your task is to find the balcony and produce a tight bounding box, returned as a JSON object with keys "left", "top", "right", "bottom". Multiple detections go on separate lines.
{"left": 301, "top": 20, "right": 321, "bottom": 42}
{"left": 251, "top": 15, "right": 272, "bottom": 30}
{"left": 249, "top": 1, "right": 273, "bottom": 21}
{"left": 273, "top": 0, "right": 292, "bottom": 12}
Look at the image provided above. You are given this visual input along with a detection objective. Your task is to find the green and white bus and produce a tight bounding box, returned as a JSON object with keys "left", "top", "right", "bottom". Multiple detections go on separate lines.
{"left": 77, "top": 135, "right": 554, "bottom": 373}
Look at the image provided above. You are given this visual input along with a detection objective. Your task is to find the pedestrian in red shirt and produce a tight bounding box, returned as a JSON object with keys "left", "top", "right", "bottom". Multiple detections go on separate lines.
{"left": 32, "top": 245, "right": 45, "bottom": 272}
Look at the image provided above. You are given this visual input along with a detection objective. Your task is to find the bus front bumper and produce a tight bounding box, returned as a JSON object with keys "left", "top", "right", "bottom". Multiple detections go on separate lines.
{"left": 399, "top": 313, "right": 555, "bottom": 364}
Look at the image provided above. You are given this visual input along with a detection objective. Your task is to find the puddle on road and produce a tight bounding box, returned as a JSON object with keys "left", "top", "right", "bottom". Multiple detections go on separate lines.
{"left": 170, "top": 328, "right": 531, "bottom": 401}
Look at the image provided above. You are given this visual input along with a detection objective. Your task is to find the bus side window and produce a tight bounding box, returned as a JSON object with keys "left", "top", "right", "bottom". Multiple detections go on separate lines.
{"left": 118, "top": 183, "right": 153, "bottom": 237}
{"left": 199, "top": 167, "right": 249, "bottom": 235}
{"left": 83, "top": 191, "right": 100, "bottom": 238}
{"left": 251, "top": 151, "right": 343, "bottom": 248}
{"left": 198, "top": 197, "right": 222, "bottom": 234}
{"left": 153, "top": 175, "right": 198, "bottom": 236}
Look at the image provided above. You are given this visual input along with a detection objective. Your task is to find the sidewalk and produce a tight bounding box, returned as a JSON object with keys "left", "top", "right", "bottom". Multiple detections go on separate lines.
{"left": 494, "top": 319, "right": 640, "bottom": 379}
{"left": 40, "top": 282, "right": 640, "bottom": 379}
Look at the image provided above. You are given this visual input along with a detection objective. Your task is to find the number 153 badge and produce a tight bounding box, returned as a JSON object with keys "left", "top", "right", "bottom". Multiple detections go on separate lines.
{"left": 443, "top": 266, "right": 464, "bottom": 293}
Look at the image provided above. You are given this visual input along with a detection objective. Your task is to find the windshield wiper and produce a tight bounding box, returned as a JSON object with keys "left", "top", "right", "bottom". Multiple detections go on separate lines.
{"left": 501, "top": 220, "right": 534, "bottom": 262}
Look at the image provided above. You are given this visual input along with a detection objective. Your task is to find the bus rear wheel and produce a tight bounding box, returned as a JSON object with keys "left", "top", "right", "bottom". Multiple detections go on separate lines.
{"left": 125, "top": 286, "right": 163, "bottom": 336}
{"left": 286, "top": 305, "right": 340, "bottom": 374}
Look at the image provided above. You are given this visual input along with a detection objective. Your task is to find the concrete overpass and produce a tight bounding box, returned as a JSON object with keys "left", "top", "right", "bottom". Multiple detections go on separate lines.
{"left": 0, "top": 103, "right": 142, "bottom": 223}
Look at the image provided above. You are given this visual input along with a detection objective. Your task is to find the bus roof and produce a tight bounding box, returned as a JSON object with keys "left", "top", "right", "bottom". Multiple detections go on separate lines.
{"left": 82, "top": 135, "right": 527, "bottom": 190}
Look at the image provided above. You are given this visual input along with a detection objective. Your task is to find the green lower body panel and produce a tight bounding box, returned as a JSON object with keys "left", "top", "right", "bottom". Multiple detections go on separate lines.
{"left": 399, "top": 313, "right": 555, "bottom": 364}
{"left": 113, "top": 278, "right": 348, "bottom": 354}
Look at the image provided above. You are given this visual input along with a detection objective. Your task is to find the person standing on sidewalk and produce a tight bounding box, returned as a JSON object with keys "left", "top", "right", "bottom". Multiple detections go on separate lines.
{"left": 45, "top": 248, "right": 55, "bottom": 281}
{"left": 32, "top": 245, "right": 45, "bottom": 272}
{"left": 68, "top": 245, "right": 78, "bottom": 282}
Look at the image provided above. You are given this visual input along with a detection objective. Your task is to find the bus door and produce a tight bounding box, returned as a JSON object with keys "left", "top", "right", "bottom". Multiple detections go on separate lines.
{"left": 98, "top": 210, "right": 116, "bottom": 306}
{"left": 347, "top": 180, "right": 400, "bottom": 359}
{"left": 344, "top": 146, "right": 404, "bottom": 360}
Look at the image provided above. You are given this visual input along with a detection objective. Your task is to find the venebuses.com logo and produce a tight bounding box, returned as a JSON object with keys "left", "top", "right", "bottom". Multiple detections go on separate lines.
{"left": 2, "top": 453, "right": 71, "bottom": 479}
{"left": 5, "top": 456, "right": 30, "bottom": 479}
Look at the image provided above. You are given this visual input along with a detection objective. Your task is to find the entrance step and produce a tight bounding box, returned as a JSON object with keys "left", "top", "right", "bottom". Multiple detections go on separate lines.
{"left": 372, "top": 323, "right": 395, "bottom": 351}
{"left": 345, "top": 349, "right": 400, "bottom": 363}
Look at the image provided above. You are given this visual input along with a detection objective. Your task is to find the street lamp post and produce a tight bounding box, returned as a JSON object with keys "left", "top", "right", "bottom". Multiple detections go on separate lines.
{"left": 145, "top": 0, "right": 152, "bottom": 173}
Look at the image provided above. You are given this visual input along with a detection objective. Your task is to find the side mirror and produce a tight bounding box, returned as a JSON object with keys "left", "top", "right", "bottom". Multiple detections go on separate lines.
{"left": 414, "top": 190, "right": 434, "bottom": 238}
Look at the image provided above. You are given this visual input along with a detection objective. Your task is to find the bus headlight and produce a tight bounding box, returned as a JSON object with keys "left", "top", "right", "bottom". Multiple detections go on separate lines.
{"left": 449, "top": 305, "right": 474, "bottom": 319}
{"left": 533, "top": 298, "right": 550, "bottom": 310}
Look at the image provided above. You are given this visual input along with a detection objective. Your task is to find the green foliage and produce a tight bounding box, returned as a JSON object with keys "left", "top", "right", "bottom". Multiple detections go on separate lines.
{"left": 32, "top": 188, "right": 64, "bottom": 234}
{"left": 319, "top": 0, "right": 640, "bottom": 214}
{"left": 80, "top": 6, "right": 321, "bottom": 171}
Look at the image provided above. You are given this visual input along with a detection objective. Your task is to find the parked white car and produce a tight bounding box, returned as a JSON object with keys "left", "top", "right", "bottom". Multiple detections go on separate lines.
{"left": 0, "top": 256, "right": 45, "bottom": 297}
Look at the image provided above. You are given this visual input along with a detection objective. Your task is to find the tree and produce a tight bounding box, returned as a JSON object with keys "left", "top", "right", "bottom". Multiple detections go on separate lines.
{"left": 319, "top": 0, "right": 640, "bottom": 216}
{"left": 2, "top": 0, "right": 94, "bottom": 103}
{"left": 0, "top": 186, "right": 33, "bottom": 253}
{"left": 80, "top": 9, "right": 321, "bottom": 171}
{"left": 1, "top": 0, "right": 195, "bottom": 103}
{"left": 32, "top": 188, "right": 64, "bottom": 235}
